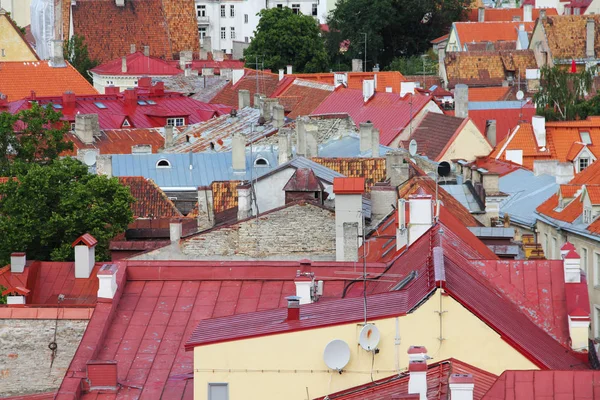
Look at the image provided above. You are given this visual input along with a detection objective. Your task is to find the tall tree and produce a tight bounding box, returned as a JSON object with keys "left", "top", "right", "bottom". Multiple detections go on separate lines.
{"left": 327, "top": 0, "right": 469, "bottom": 69}
{"left": 0, "top": 158, "right": 134, "bottom": 264}
{"left": 64, "top": 34, "right": 99, "bottom": 83}
{"left": 244, "top": 7, "right": 329, "bottom": 73}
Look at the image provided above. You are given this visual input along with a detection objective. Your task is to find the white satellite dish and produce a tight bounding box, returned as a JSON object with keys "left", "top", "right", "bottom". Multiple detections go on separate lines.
{"left": 83, "top": 152, "right": 97, "bottom": 166}
{"left": 409, "top": 139, "right": 418, "bottom": 156}
{"left": 323, "top": 339, "right": 351, "bottom": 372}
{"left": 358, "top": 324, "right": 381, "bottom": 351}
{"left": 516, "top": 90, "right": 524, "bottom": 101}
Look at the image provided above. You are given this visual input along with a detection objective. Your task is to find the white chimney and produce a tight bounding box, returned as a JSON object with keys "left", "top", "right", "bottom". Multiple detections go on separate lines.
{"left": 237, "top": 183, "right": 252, "bottom": 220}
{"left": 96, "top": 155, "right": 113, "bottom": 177}
{"left": 169, "top": 221, "right": 182, "bottom": 242}
{"left": 334, "top": 72, "right": 348, "bottom": 88}
{"left": 121, "top": 56, "right": 127, "bottom": 73}
{"left": 532, "top": 115, "right": 546, "bottom": 148}
{"left": 73, "top": 234, "right": 97, "bottom": 279}
{"left": 144, "top": 45, "right": 150, "bottom": 57}
{"left": 371, "top": 182, "right": 397, "bottom": 221}
{"left": 523, "top": 4, "right": 533, "bottom": 22}
{"left": 130, "top": 43, "right": 136, "bottom": 54}
{"left": 408, "top": 195, "right": 433, "bottom": 245}
{"left": 97, "top": 264, "right": 118, "bottom": 299}
{"left": 116, "top": 0, "right": 125, "bottom": 6}
{"left": 238, "top": 89, "right": 251, "bottom": 110}
{"left": 587, "top": 19, "right": 595, "bottom": 58}
{"left": 454, "top": 84, "right": 469, "bottom": 118}
{"left": 408, "top": 360, "right": 427, "bottom": 400}
{"left": 278, "top": 128, "right": 292, "bottom": 165}
{"left": 232, "top": 132, "right": 246, "bottom": 172}
{"left": 286, "top": 65, "right": 293, "bottom": 74}
{"left": 333, "top": 177, "right": 365, "bottom": 261}
{"left": 49, "top": 40, "right": 66, "bottom": 68}
{"left": 10, "top": 252, "right": 26, "bottom": 273}
{"left": 273, "top": 104, "right": 285, "bottom": 128}
{"left": 279, "top": 69, "right": 284, "bottom": 81}
{"left": 363, "top": 79, "right": 375, "bottom": 102}
{"left": 372, "top": 129, "right": 380, "bottom": 157}
{"left": 560, "top": 242, "right": 576, "bottom": 259}
{"left": 478, "top": 7, "right": 485, "bottom": 22}
{"left": 359, "top": 122, "right": 373, "bottom": 154}
{"left": 564, "top": 250, "right": 581, "bottom": 283}
{"left": 75, "top": 114, "right": 100, "bottom": 145}
{"left": 232, "top": 69, "right": 245, "bottom": 85}
{"left": 400, "top": 82, "right": 416, "bottom": 97}
{"left": 294, "top": 274, "right": 313, "bottom": 304}
{"left": 449, "top": 374, "right": 475, "bottom": 400}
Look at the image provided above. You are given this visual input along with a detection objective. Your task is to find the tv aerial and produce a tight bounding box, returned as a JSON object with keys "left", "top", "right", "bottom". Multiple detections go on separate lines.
{"left": 323, "top": 339, "right": 351, "bottom": 374}
{"left": 358, "top": 324, "right": 381, "bottom": 352}
{"left": 408, "top": 139, "right": 418, "bottom": 157}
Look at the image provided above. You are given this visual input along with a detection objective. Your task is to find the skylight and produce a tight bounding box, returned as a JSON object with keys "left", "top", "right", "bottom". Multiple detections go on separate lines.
{"left": 52, "top": 104, "right": 63, "bottom": 109}
{"left": 137, "top": 100, "right": 148, "bottom": 105}
{"left": 580, "top": 131, "right": 592, "bottom": 145}
{"left": 94, "top": 102, "right": 107, "bottom": 109}
{"left": 146, "top": 100, "right": 157, "bottom": 105}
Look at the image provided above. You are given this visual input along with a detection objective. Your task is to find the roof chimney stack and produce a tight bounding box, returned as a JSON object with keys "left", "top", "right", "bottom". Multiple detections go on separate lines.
{"left": 532, "top": 115, "right": 546, "bottom": 148}
{"left": 75, "top": 114, "right": 100, "bottom": 145}
{"left": 478, "top": 7, "right": 485, "bottom": 22}
{"left": 486, "top": 119, "right": 497, "bottom": 146}
{"left": 371, "top": 182, "right": 397, "bottom": 222}
{"left": 372, "top": 129, "right": 380, "bottom": 157}
{"left": 130, "top": 43, "right": 136, "bottom": 54}
{"left": 124, "top": 88, "right": 137, "bottom": 107}
{"left": 116, "top": 0, "right": 125, "bottom": 6}
{"left": 49, "top": 40, "right": 66, "bottom": 68}
{"left": 170, "top": 221, "right": 182, "bottom": 242}
{"left": 587, "top": 19, "right": 595, "bottom": 58}
{"left": 454, "top": 84, "right": 469, "bottom": 118}
{"left": 164, "top": 125, "right": 174, "bottom": 149}
{"left": 286, "top": 295, "right": 301, "bottom": 321}
{"left": 97, "top": 264, "right": 118, "bottom": 299}
{"left": 121, "top": 56, "right": 127, "bottom": 73}
{"left": 352, "top": 59, "right": 363, "bottom": 72}
{"left": 407, "top": 346, "right": 428, "bottom": 400}
{"left": 196, "top": 186, "right": 215, "bottom": 229}
{"left": 333, "top": 177, "right": 365, "bottom": 261}
{"left": 10, "top": 253, "right": 26, "bottom": 274}
{"left": 143, "top": 45, "right": 150, "bottom": 57}
{"left": 273, "top": 104, "right": 285, "bottom": 128}
{"left": 96, "top": 155, "right": 113, "bottom": 177}
{"left": 363, "top": 79, "right": 375, "bottom": 102}
{"left": 359, "top": 122, "right": 373, "bottom": 154}
{"left": 279, "top": 69, "right": 285, "bottom": 81}
{"left": 232, "top": 132, "right": 246, "bottom": 172}
{"left": 238, "top": 89, "right": 251, "bottom": 110}
{"left": 286, "top": 65, "right": 293, "bottom": 75}
{"left": 449, "top": 374, "right": 475, "bottom": 400}
{"left": 278, "top": 128, "right": 292, "bottom": 165}
{"left": 523, "top": 4, "right": 533, "bottom": 22}
{"left": 72, "top": 234, "right": 97, "bottom": 279}
{"left": 237, "top": 183, "right": 253, "bottom": 220}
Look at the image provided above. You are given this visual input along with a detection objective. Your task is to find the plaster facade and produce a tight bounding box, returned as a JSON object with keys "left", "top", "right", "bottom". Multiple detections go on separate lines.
{"left": 0, "top": 12, "right": 37, "bottom": 62}
{"left": 439, "top": 119, "right": 493, "bottom": 162}
{"left": 389, "top": 101, "right": 444, "bottom": 148}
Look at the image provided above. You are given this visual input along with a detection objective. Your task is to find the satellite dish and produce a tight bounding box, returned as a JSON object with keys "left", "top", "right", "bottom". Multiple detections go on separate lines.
{"left": 516, "top": 90, "right": 524, "bottom": 101}
{"left": 358, "top": 324, "right": 380, "bottom": 351}
{"left": 409, "top": 139, "right": 418, "bottom": 156}
{"left": 83, "top": 152, "right": 97, "bottom": 166}
{"left": 437, "top": 161, "right": 451, "bottom": 177}
{"left": 323, "top": 339, "right": 351, "bottom": 372}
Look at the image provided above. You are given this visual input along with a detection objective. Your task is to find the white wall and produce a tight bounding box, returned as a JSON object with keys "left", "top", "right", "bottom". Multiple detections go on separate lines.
{"left": 0, "top": 0, "right": 32, "bottom": 27}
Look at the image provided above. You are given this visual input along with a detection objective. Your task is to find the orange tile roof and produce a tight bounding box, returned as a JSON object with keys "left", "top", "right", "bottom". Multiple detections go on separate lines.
{"left": 276, "top": 79, "right": 334, "bottom": 119}
{"left": 467, "top": 7, "right": 558, "bottom": 22}
{"left": 454, "top": 21, "right": 535, "bottom": 45}
{"left": 468, "top": 86, "right": 511, "bottom": 101}
{"left": 586, "top": 185, "right": 600, "bottom": 204}
{"left": 212, "top": 181, "right": 240, "bottom": 213}
{"left": 311, "top": 158, "right": 386, "bottom": 192}
{"left": 542, "top": 15, "right": 600, "bottom": 60}
{"left": 118, "top": 176, "right": 182, "bottom": 219}
{"left": 490, "top": 123, "right": 553, "bottom": 170}
{"left": 587, "top": 215, "right": 600, "bottom": 233}
{"left": 0, "top": 61, "right": 98, "bottom": 101}
{"left": 291, "top": 71, "right": 407, "bottom": 94}
{"left": 536, "top": 193, "right": 583, "bottom": 223}
{"left": 560, "top": 184, "right": 581, "bottom": 198}
{"left": 333, "top": 177, "right": 365, "bottom": 194}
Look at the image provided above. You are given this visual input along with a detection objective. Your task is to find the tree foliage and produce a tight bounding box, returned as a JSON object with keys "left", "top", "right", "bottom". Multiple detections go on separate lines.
{"left": 327, "top": 0, "right": 469, "bottom": 69}
{"left": 0, "top": 158, "right": 134, "bottom": 265}
{"left": 0, "top": 103, "right": 73, "bottom": 175}
{"left": 64, "top": 34, "right": 99, "bottom": 83}
{"left": 534, "top": 66, "right": 596, "bottom": 121}
{"left": 387, "top": 53, "right": 438, "bottom": 75}
{"left": 244, "top": 7, "right": 329, "bottom": 73}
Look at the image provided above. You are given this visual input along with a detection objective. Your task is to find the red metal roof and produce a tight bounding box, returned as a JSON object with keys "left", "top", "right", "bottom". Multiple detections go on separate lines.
{"left": 62, "top": 127, "right": 167, "bottom": 156}
{"left": 91, "top": 52, "right": 182, "bottom": 76}
{"left": 283, "top": 168, "right": 324, "bottom": 192}
{"left": 482, "top": 370, "right": 600, "bottom": 399}
{"left": 333, "top": 177, "right": 365, "bottom": 194}
{"left": 469, "top": 104, "right": 536, "bottom": 145}
{"left": 316, "top": 358, "right": 498, "bottom": 400}
{"left": 464, "top": 157, "right": 523, "bottom": 177}
{"left": 311, "top": 88, "right": 436, "bottom": 146}
{"left": 72, "top": 233, "right": 99, "bottom": 248}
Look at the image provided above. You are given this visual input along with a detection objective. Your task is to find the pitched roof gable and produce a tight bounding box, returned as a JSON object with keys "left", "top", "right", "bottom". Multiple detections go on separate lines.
{"left": 118, "top": 176, "right": 182, "bottom": 218}
{"left": 91, "top": 51, "right": 183, "bottom": 76}
{"left": 454, "top": 21, "right": 535, "bottom": 45}
{"left": 408, "top": 113, "right": 469, "bottom": 161}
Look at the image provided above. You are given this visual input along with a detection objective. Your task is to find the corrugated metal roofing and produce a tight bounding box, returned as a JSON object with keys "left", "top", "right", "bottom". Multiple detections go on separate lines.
{"left": 468, "top": 227, "right": 515, "bottom": 238}
{"left": 318, "top": 135, "right": 392, "bottom": 157}
{"left": 468, "top": 101, "right": 531, "bottom": 110}
{"left": 443, "top": 184, "right": 484, "bottom": 213}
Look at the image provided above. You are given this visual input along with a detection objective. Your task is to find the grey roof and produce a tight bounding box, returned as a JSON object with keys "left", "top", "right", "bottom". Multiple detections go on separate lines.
{"left": 442, "top": 184, "right": 484, "bottom": 213}
{"left": 318, "top": 135, "right": 393, "bottom": 158}
{"left": 469, "top": 101, "right": 530, "bottom": 110}
{"left": 111, "top": 150, "right": 278, "bottom": 189}
{"left": 499, "top": 169, "right": 558, "bottom": 227}
{"left": 468, "top": 227, "right": 515, "bottom": 238}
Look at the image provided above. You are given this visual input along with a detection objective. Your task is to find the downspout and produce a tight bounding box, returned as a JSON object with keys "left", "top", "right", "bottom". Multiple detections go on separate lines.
{"left": 394, "top": 317, "right": 401, "bottom": 372}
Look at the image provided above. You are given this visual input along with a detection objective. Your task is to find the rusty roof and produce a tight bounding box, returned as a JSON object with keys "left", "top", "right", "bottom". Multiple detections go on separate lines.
{"left": 282, "top": 168, "right": 324, "bottom": 192}
{"left": 62, "top": 127, "right": 168, "bottom": 156}
{"left": 118, "top": 176, "right": 182, "bottom": 219}
{"left": 542, "top": 14, "right": 600, "bottom": 60}
{"left": 311, "top": 158, "right": 386, "bottom": 192}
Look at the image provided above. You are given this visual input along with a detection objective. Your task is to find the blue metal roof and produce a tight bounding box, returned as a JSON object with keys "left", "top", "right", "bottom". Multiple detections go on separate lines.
{"left": 317, "top": 135, "right": 393, "bottom": 158}
{"left": 469, "top": 101, "right": 528, "bottom": 110}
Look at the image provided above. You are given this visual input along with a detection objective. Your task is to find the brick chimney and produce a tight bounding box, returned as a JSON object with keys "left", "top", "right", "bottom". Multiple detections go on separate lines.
{"left": 72, "top": 234, "right": 97, "bottom": 279}
{"left": 0, "top": 93, "right": 8, "bottom": 109}
{"left": 237, "top": 183, "right": 252, "bottom": 220}
{"left": 273, "top": 104, "right": 285, "bottom": 128}
{"left": 62, "top": 91, "right": 76, "bottom": 113}
{"left": 232, "top": 132, "right": 246, "bottom": 172}
{"left": 96, "top": 155, "right": 112, "bottom": 177}
{"left": 454, "top": 84, "right": 469, "bottom": 118}
{"left": 333, "top": 177, "right": 365, "bottom": 261}
{"left": 49, "top": 40, "right": 66, "bottom": 68}
{"left": 359, "top": 121, "right": 373, "bottom": 154}
{"left": 105, "top": 86, "right": 119, "bottom": 95}
{"left": 10, "top": 252, "right": 26, "bottom": 273}
{"left": 74, "top": 114, "right": 100, "bottom": 145}
{"left": 449, "top": 374, "right": 474, "bottom": 400}
{"left": 286, "top": 295, "right": 301, "bottom": 321}
{"left": 296, "top": 117, "right": 318, "bottom": 158}
{"left": 97, "top": 264, "right": 118, "bottom": 299}
{"left": 238, "top": 89, "right": 251, "bottom": 110}
{"left": 123, "top": 88, "right": 137, "bottom": 107}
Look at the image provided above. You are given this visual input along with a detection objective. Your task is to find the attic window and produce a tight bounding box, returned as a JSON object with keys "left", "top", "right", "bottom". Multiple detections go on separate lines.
{"left": 147, "top": 100, "right": 157, "bottom": 105}
{"left": 581, "top": 131, "right": 592, "bottom": 145}
{"left": 156, "top": 159, "right": 171, "bottom": 168}
{"left": 137, "top": 100, "right": 147, "bottom": 106}
{"left": 94, "top": 102, "right": 107, "bottom": 109}
{"left": 254, "top": 157, "right": 269, "bottom": 167}
{"left": 52, "top": 103, "right": 63, "bottom": 109}
{"left": 122, "top": 119, "right": 131, "bottom": 127}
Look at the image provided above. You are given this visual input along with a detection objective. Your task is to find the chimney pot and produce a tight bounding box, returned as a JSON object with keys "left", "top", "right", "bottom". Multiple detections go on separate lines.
{"left": 97, "top": 264, "right": 118, "bottom": 299}
{"left": 143, "top": 45, "right": 150, "bottom": 57}
{"left": 286, "top": 65, "right": 293, "bottom": 74}
{"left": 449, "top": 373, "right": 475, "bottom": 400}
{"left": 523, "top": 4, "right": 533, "bottom": 22}
{"left": 478, "top": 7, "right": 485, "bottom": 22}
{"left": 130, "top": 43, "right": 136, "bottom": 54}
{"left": 279, "top": 69, "right": 285, "bottom": 81}
{"left": 286, "top": 295, "right": 301, "bottom": 320}
{"left": 121, "top": 56, "right": 127, "bottom": 73}
{"left": 237, "top": 183, "right": 253, "bottom": 220}
{"left": 232, "top": 132, "right": 246, "bottom": 172}
{"left": 10, "top": 252, "right": 26, "bottom": 273}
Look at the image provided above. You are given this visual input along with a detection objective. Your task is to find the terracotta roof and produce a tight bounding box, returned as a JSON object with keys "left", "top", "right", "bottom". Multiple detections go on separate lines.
{"left": 463, "top": 157, "right": 523, "bottom": 177}
{"left": 0, "top": 61, "right": 97, "bottom": 101}
{"left": 469, "top": 86, "right": 511, "bottom": 101}
{"left": 536, "top": 193, "right": 583, "bottom": 223}
{"left": 316, "top": 358, "right": 498, "bottom": 400}
{"left": 445, "top": 50, "right": 537, "bottom": 87}
{"left": 70, "top": 0, "right": 200, "bottom": 62}
{"left": 72, "top": 233, "right": 99, "bottom": 247}
{"left": 289, "top": 71, "right": 407, "bottom": 94}
{"left": 275, "top": 79, "right": 334, "bottom": 119}
{"left": 482, "top": 370, "right": 600, "bottom": 399}
{"left": 408, "top": 113, "right": 470, "bottom": 161}
{"left": 454, "top": 21, "right": 535, "bottom": 45}
{"left": 210, "top": 70, "right": 282, "bottom": 107}
{"left": 118, "top": 177, "right": 182, "bottom": 219}
{"left": 333, "top": 177, "right": 365, "bottom": 194}
{"left": 62, "top": 128, "right": 166, "bottom": 156}
{"left": 91, "top": 52, "right": 183, "bottom": 76}
{"left": 541, "top": 15, "right": 600, "bottom": 60}
{"left": 467, "top": 7, "right": 558, "bottom": 22}
{"left": 311, "top": 89, "right": 436, "bottom": 146}
{"left": 431, "top": 34, "right": 449, "bottom": 44}
{"left": 283, "top": 168, "right": 323, "bottom": 192}
{"left": 311, "top": 158, "right": 386, "bottom": 192}
{"left": 212, "top": 181, "right": 240, "bottom": 213}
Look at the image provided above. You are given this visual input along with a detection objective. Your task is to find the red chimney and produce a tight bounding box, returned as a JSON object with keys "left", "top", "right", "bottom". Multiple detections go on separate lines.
{"left": 86, "top": 360, "right": 117, "bottom": 390}
{"left": 123, "top": 89, "right": 137, "bottom": 107}
{"left": 105, "top": 86, "right": 120, "bottom": 95}
{"left": 138, "top": 76, "right": 152, "bottom": 88}
{"left": 0, "top": 93, "right": 7, "bottom": 109}
{"left": 152, "top": 81, "right": 165, "bottom": 95}
{"left": 62, "top": 91, "right": 76, "bottom": 112}
{"left": 30, "top": 90, "right": 36, "bottom": 101}
{"left": 286, "top": 296, "right": 301, "bottom": 321}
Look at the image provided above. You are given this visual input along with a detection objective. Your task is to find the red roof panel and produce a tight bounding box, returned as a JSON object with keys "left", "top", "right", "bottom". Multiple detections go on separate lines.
{"left": 333, "top": 177, "right": 365, "bottom": 194}
{"left": 91, "top": 52, "right": 182, "bottom": 76}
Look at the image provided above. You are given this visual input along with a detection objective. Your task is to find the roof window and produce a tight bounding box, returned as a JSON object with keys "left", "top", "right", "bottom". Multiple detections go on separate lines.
{"left": 580, "top": 131, "right": 592, "bottom": 145}
{"left": 137, "top": 100, "right": 148, "bottom": 105}
{"left": 147, "top": 100, "right": 157, "bottom": 105}
{"left": 94, "top": 102, "right": 107, "bottom": 109}
{"left": 156, "top": 159, "right": 172, "bottom": 168}
{"left": 254, "top": 157, "right": 269, "bottom": 167}
{"left": 52, "top": 103, "right": 63, "bottom": 109}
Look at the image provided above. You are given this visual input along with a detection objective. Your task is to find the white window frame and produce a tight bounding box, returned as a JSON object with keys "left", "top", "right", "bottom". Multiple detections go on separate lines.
{"left": 312, "top": 3, "right": 318, "bottom": 16}
{"left": 122, "top": 119, "right": 131, "bottom": 127}
{"left": 230, "top": 5, "right": 235, "bottom": 17}
{"left": 220, "top": 5, "right": 226, "bottom": 17}
{"left": 166, "top": 117, "right": 185, "bottom": 127}
{"left": 197, "top": 4, "right": 206, "bottom": 17}
{"left": 156, "top": 159, "right": 172, "bottom": 168}
{"left": 199, "top": 27, "right": 207, "bottom": 39}
{"left": 292, "top": 3, "right": 300, "bottom": 13}
{"left": 220, "top": 27, "right": 226, "bottom": 40}
{"left": 584, "top": 207, "right": 593, "bottom": 224}
{"left": 579, "top": 157, "right": 590, "bottom": 172}
{"left": 230, "top": 27, "right": 235, "bottom": 39}
{"left": 208, "top": 383, "right": 229, "bottom": 400}
{"left": 244, "top": 14, "right": 248, "bottom": 23}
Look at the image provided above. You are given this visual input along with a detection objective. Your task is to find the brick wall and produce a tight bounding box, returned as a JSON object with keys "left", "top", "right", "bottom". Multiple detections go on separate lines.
{"left": 182, "top": 202, "right": 336, "bottom": 258}
{"left": 0, "top": 319, "right": 88, "bottom": 396}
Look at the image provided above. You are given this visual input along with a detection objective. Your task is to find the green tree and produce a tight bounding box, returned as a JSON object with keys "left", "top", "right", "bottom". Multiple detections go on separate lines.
{"left": 0, "top": 102, "right": 73, "bottom": 175}
{"left": 387, "top": 54, "right": 437, "bottom": 75}
{"left": 534, "top": 66, "right": 596, "bottom": 121}
{"left": 327, "top": 0, "right": 469, "bottom": 69}
{"left": 0, "top": 158, "right": 134, "bottom": 265}
{"left": 244, "top": 7, "right": 329, "bottom": 73}
{"left": 64, "top": 34, "right": 99, "bottom": 83}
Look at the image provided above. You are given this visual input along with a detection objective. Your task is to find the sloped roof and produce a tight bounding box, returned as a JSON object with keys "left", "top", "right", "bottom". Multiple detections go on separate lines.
{"left": 311, "top": 157, "right": 386, "bottom": 192}
{"left": 537, "top": 193, "right": 583, "bottom": 223}
{"left": 275, "top": 79, "right": 334, "bottom": 119}
{"left": 283, "top": 168, "right": 323, "bottom": 192}
{"left": 91, "top": 51, "right": 183, "bottom": 76}
{"left": 454, "top": 21, "right": 535, "bottom": 45}
{"left": 465, "top": 157, "right": 523, "bottom": 177}
{"left": 62, "top": 127, "right": 167, "bottom": 156}
{"left": 408, "top": 113, "right": 469, "bottom": 161}
{"left": 290, "top": 71, "right": 407, "bottom": 94}
{"left": 467, "top": 7, "right": 557, "bottom": 22}
{"left": 469, "top": 86, "right": 511, "bottom": 101}
{"left": 118, "top": 176, "right": 182, "bottom": 218}
{"left": 541, "top": 14, "right": 600, "bottom": 60}
{"left": 311, "top": 89, "right": 435, "bottom": 146}
{"left": 70, "top": 0, "right": 200, "bottom": 62}
{"left": 0, "top": 61, "right": 97, "bottom": 101}
{"left": 210, "top": 70, "right": 282, "bottom": 107}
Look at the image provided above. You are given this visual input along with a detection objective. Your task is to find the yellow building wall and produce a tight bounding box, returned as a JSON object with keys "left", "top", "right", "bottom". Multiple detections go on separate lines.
{"left": 0, "top": 14, "right": 37, "bottom": 62}
{"left": 439, "top": 120, "right": 493, "bottom": 162}
{"left": 193, "top": 291, "right": 538, "bottom": 400}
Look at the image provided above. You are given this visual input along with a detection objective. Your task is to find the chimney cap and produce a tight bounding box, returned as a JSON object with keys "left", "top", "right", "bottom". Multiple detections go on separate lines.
{"left": 407, "top": 345, "right": 428, "bottom": 354}
{"left": 408, "top": 360, "right": 428, "bottom": 372}
{"left": 564, "top": 250, "right": 580, "bottom": 259}
{"left": 333, "top": 177, "right": 365, "bottom": 194}
{"left": 449, "top": 373, "right": 474, "bottom": 384}
{"left": 561, "top": 242, "right": 576, "bottom": 251}
{"left": 72, "top": 233, "right": 98, "bottom": 248}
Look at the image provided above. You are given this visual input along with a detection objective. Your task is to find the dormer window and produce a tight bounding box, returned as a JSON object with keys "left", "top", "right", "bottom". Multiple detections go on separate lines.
{"left": 122, "top": 119, "right": 130, "bottom": 127}
{"left": 581, "top": 131, "right": 592, "bottom": 145}
{"left": 167, "top": 117, "right": 185, "bottom": 127}
{"left": 579, "top": 157, "right": 590, "bottom": 172}
{"left": 156, "top": 159, "right": 171, "bottom": 168}
{"left": 254, "top": 157, "right": 269, "bottom": 167}
{"left": 584, "top": 206, "right": 593, "bottom": 224}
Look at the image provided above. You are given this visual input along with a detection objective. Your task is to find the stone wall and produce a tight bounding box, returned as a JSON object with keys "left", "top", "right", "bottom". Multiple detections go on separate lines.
{"left": 0, "top": 319, "right": 89, "bottom": 397}
{"left": 182, "top": 202, "right": 336, "bottom": 259}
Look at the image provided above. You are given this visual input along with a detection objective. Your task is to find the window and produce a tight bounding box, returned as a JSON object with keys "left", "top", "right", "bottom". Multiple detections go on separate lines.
{"left": 220, "top": 5, "right": 225, "bottom": 17}
{"left": 254, "top": 157, "right": 269, "bottom": 166}
{"left": 52, "top": 103, "right": 63, "bottom": 109}
{"left": 244, "top": 14, "right": 248, "bottom": 23}
{"left": 565, "top": 7, "right": 571, "bottom": 15}
{"left": 582, "top": 247, "right": 588, "bottom": 275}
{"left": 594, "top": 252, "right": 600, "bottom": 287}
{"left": 196, "top": 4, "right": 206, "bottom": 17}
{"left": 544, "top": 233, "right": 549, "bottom": 255}
{"left": 245, "top": 37, "right": 249, "bottom": 43}
{"left": 574, "top": 7, "right": 581, "bottom": 15}
{"left": 552, "top": 237, "right": 557, "bottom": 259}
{"left": 579, "top": 157, "right": 590, "bottom": 172}
{"left": 312, "top": 3, "right": 318, "bottom": 16}
{"left": 122, "top": 119, "right": 130, "bottom": 127}
{"left": 292, "top": 3, "right": 300, "bottom": 14}
{"left": 1, "top": 49, "right": 5, "bottom": 57}
{"left": 137, "top": 100, "right": 147, "bottom": 105}
{"left": 230, "top": 27, "right": 235, "bottom": 39}
{"left": 156, "top": 159, "right": 171, "bottom": 168}
{"left": 220, "top": 27, "right": 226, "bottom": 39}
{"left": 70, "top": 122, "right": 76, "bottom": 131}
{"left": 230, "top": 5, "right": 235, "bottom": 17}
{"left": 94, "top": 102, "right": 107, "bottom": 109}
{"left": 199, "top": 27, "right": 207, "bottom": 39}
{"left": 581, "top": 131, "right": 592, "bottom": 145}
{"left": 167, "top": 117, "right": 185, "bottom": 127}
{"left": 147, "top": 100, "right": 157, "bottom": 105}
{"left": 208, "top": 383, "right": 228, "bottom": 400}
{"left": 276, "top": 4, "right": 283, "bottom": 8}
{"left": 584, "top": 207, "right": 593, "bottom": 224}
